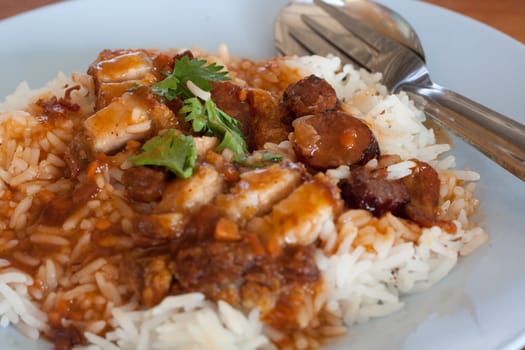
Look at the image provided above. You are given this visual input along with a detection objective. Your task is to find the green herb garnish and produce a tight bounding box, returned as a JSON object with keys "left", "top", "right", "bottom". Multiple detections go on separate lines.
{"left": 125, "top": 82, "right": 141, "bottom": 93}
{"left": 128, "top": 130, "right": 196, "bottom": 178}
{"left": 246, "top": 152, "right": 283, "bottom": 168}
{"left": 261, "top": 152, "right": 283, "bottom": 163}
{"left": 180, "top": 96, "right": 207, "bottom": 132}
{"left": 181, "top": 97, "right": 248, "bottom": 161}
{"left": 149, "top": 56, "right": 248, "bottom": 163}
{"left": 151, "top": 56, "right": 230, "bottom": 100}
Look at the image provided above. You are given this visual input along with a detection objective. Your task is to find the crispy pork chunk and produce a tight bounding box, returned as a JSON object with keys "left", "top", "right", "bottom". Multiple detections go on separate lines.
{"left": 89, "top": 50, "right": 157, "bottom": 109}
{"left": 155, "top": 164, "right": 224, "bottom": 214}
{"left": 133, "top": 164, "right": 225, "bottom": 242}
{"left": 248, "top": 173, "right": 342, "bottom": 246}
{"left": 91, "top": 50, "right": 154, "bottom": 83}
{"left": 193, "top": 136, "right": 220, "bottom": 158}
{"left": 215, "top": 163, "right": 303, "bottom": 225}
{"left": 133, "top": 212, "right": 188, "bottom": 242}
{"left": 82, "top": 89, "right": 175, "bottom": 154}
{"left": 248, "top": 88, "right": 292, "bottom": 149}
{"left": 211, "top": 82, "right": 291, "bottom": 150}
{"left": 122, "top": 166, "right": 167, "bottom": 203}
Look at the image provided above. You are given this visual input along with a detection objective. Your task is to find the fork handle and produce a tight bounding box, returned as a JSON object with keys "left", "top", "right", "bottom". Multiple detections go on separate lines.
{"left": 403, "top": 82, "right": 525, "bottom": 181}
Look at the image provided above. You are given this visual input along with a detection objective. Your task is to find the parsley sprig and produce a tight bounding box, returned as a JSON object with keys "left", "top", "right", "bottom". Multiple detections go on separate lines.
{"left": 131, "top": 57, "right": 249, "bottom": 178}
{"left": 181, "top": 98, "right": 247, "bottom": 161}
{"left": 151, "top": 56, "right": 230, "bottom": 100}
{"left": 152, "top": 56, "right": 248, "bottom": 162}
{"left": 246, "top": 152, "right": 283, "bottom": 168}
{"left": 128, "top": 130, "right": 196, "bottom": 179}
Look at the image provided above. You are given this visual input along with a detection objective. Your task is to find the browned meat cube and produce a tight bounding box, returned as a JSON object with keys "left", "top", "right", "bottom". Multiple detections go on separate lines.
{"left": 215, "top": 163, "right": 303, "bottom": 225}
{"left": 248, "top": 173, "right": 343, "bottom": 246}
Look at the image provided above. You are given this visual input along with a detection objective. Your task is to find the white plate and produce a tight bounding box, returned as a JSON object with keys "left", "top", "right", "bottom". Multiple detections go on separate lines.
{"left": 1, "top": 1, "right": 525, "bottom": 349}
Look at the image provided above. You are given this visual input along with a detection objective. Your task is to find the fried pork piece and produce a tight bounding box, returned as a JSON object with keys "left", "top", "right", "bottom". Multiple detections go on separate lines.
{"left": 128, "top": 222, "right": 321, "bottom": 328}
{"left": 215, "top": 163, "right": 303, "bottom": 225}
{"left": 248, "top": 88, "right": 292, "bottom": 149}
{"left": 122, "top": 166, "right": 168, "bottom": 203}
{"left": 49, "top": 324, "right": 86, "bottom": 350}
{"left": 133, "top": 212, "right": 188, "bottom": 242}
{"left": 172, "top": 216, "right": 321, "bottom": 324}
{"left": 156, "top": 164, "right": 224, "bottom": 214}
{"left": 91, "top": 50, "right": 154, "bottom": 82}
{"left": 174, "top": 232, "right": 266, "bottom": 306}
{"left": 248, "top": 173, "right": 343, "bottom": 245}
{"left": 282, "top": 74, "right": 338, "bottom": 121}
{"left": 123, "top": 254, "right": 175, "bottom": 308}
{"left": 211, "top": 82, "right": 291, "bottom": 150}
{"left": 133, "top": 164, "right": 225, "bottom": 241}
{"left": 82, "top": 88, "right": 176, "bottom": 154}
{"left": 211, "top": 81, "right": 254, "bottom": 147}
{"left": 141, "top": 256, "right": 174, "bottom": 307}
{"left": 88, "top": 49, "right": 158, "bottom": 109}
{"left": 193, "top": 136, "right": 219, "bottom": 158}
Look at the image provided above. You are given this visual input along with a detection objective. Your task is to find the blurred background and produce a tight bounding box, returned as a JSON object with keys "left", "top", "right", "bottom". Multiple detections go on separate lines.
{"left": 0, "top": 0, "right": 524, "bottom": 44}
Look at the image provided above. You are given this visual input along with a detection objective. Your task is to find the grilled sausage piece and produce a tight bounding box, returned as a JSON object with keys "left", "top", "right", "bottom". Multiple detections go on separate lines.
{"left": 122, "top": 166, "right": 167, "bottom": 202}
{"left": 291, "top": 111, "right": 379, "bottom": 170}
{"left": 402, "top": 160, "right": 456, "bottom": 232}
{"left": 341, "top": 158, "right": 456, "bottom": 232}
{"left": 282, "top": 75, "right": 338, "bottom": 121}
{"left": 341, "top": 165, "right": 409, "bottom": 217}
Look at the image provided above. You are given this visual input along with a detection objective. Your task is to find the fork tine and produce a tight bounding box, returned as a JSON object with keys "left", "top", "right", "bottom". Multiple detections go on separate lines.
{"left": 313, "top": 0, "right": 397, "bottom": 52}
{"left": 300, "top": 14, "right": 374, "bottom": 68}
{"left": 275, "top": 28, "right": 313, "bottom": 58}
{"left": 287, "top": 25, "right": 358, "bottom": 66}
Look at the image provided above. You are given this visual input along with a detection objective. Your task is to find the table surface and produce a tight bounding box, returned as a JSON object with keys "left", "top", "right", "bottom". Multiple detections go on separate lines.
{"left": 1, "top": 0, "right": 525, "bottom": 44}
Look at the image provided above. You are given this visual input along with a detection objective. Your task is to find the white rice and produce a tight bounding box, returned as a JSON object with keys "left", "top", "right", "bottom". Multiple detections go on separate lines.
{"left": 285, "top": 55, "right": 446, "bottom": 161}
{"left": 0, "top": 268, "right": 48, "bottom": 337}
{"left": 75, "top": 293, "right": 270, "bottom": 350}
{"left": 0, "top": 53, "right": 487, "bottom": 350}
{"left": 284, "top": 54, "right": 487, "bottom": 331}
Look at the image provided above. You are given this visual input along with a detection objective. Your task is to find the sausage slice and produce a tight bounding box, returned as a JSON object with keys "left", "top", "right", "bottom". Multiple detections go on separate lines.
{"left": 291, "top": 111, "right": 379, "bottom": 169}
{"left": 282, "top": 75, "right": 338, "bottom": 121}
{"left": 402, "top": 160, "right": 456, "bottom": 232}
{"left": 341, "top": 165, "right": 409, "bottom": 217}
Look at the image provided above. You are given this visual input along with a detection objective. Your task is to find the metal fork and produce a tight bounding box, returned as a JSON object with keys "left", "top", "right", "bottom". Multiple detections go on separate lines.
{"left": 277, "top": 0, "right": 525, "bottom": 181}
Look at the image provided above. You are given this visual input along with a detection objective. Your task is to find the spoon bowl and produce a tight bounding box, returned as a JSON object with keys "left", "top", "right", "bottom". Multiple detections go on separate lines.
{"left": 275, "top": 0, "right": 425, "bottom": 61}
{"left": 275, "top": 0, "right": 525, "bottom": 181}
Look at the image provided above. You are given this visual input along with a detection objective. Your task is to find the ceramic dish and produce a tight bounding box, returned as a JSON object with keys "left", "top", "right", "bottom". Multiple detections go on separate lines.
{"left": 0, "top": 1, "right": 524, "bottom": 349}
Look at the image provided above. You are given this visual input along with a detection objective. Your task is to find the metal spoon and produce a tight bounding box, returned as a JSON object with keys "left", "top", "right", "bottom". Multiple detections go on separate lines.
{"left": 275, "top": 0, "right": 525, "bottom": 181}
{"left": 275, "top": 0, "right": 426, "bottom": 61}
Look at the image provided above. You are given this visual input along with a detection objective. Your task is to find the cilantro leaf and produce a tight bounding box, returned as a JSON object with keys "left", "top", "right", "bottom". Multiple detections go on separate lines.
{"left": 128, "top": 130, "right": 196, "bottom": 178}
{"left": 261, "top": 152, "right": 283, "bottom": 163}
{"left": 151, "top": 56, "right": 230, "bottom": 100}
{"left": 180, "top": 97, "right": 207, "bottom": 132}
{"left": 245, "top": 152, "right": 283, "bottom": 168}
{"left": 149, "top": 56, "right": 247, "bottom": 163}
{"left": 204, "top": 99, "right": 248, "bottom": 161}
{"left": 151, "top": 75, "right": 181, "bottom": 100}
{"left": 180, "top": 97, "right": 248, "bottom": 162}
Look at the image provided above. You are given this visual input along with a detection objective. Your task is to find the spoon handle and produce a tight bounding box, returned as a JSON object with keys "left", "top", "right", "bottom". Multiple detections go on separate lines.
{"left": 403, "top": 82, "right": 525, "bottom": 181}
